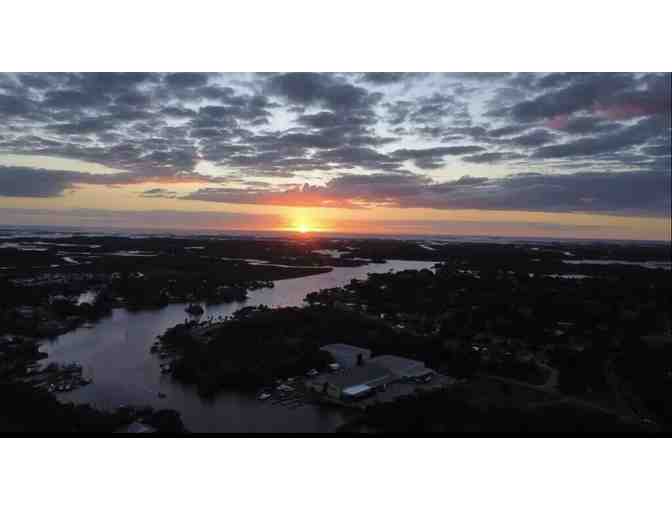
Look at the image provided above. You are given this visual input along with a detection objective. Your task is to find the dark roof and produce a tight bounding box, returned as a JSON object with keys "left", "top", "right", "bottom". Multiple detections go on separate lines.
{"left": 321, "top": 343, "right": 372, "bottom": 368}
{"left": 370, "top": 355, "right": 426, "bottom": 377}
{"left": 322, "top": 363, "right": 393, "bottom": 389}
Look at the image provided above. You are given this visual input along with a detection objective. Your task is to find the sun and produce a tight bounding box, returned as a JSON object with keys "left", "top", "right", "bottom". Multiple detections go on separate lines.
{"left": 295, "top": 223, "right": 312, "bottom": 234}
{"left": 286, "top": 211, "right": 323, "bottom": 234}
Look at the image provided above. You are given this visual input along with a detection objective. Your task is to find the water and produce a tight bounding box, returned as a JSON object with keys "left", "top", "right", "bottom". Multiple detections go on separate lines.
{"left": 40, "top": 259, "right": 435, "bottom": 433}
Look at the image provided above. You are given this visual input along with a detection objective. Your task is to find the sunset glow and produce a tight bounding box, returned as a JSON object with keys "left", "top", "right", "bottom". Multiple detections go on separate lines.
{"left": 0, "top": 73, "right": 669, "bottom": 240}
{"left": 295, "top": 223, "right": 311, "bottom": 234}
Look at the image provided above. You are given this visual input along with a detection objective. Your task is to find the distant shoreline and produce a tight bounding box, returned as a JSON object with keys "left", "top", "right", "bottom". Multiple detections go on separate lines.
{"left": 1, "top": 224, "right": 669, "bottom": 245}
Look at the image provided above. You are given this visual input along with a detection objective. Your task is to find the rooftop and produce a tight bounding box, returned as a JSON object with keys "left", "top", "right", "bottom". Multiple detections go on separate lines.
{"left": 317, "top": 363, "right": 393, "bottom": 390}
{"left": 370, "top": 355, "right": 428, "bottom": 378}
{"left": 321, "top": 343, "right": 372, "bottom": 368}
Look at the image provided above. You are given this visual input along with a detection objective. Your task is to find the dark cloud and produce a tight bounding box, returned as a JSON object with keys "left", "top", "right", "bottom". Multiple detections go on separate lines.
{"left": 46, "top": 117, "right": 116, "bottom": 134}
{"left": 392, "top": 146, "right": 484, "bottom": 169}
{"left": 359, "top": 73, "right": 422, "bottom": 85}
{"left": 43, "top": 89, "right": 109, "bottom": 110}
{"left": 267, "top": 73, "right": 381, "bottom": 112}
{"left": 446, "top": 73, "right": 513, "bottom": 82}
{"left": 426, "top": 170, "right": 670, "bottom": 217}
{"left": 462, "top": 152, "right": 523, "bottom": 164}
{"left": 0, "top": 207, "right": 282, "bottom": 231}
{"left": 182, "top": 172, "right": 432, "bottom": 208}
{"left": 315, "top": 146, "right": 402, "bottom": 171}
{"left": 533, "top": 73, "right": 578, "bottom": 90}
{"left": 161, "top": 106, "right": 197, "bottom": 118}
{"left": 409, "top": 93, "right": 463, "bottom": 125}
{"left": 140, "top": 188, "right": 179, "bottom": 199}
{"left": 181, "top": 169, "right": 670, "bottom": 217}
{"left": 115, "top": 92, "right": 152, "bottom": 108}
{"left": 0, "top": 94, "right": 34, "bottom": 116}
{"left": 504, "top": 73, "right": 637, "bottom": 122}
{"left": 487, "top": 124, "right": 530, "bottom": 137}
{"left": 507, "top": 129, "right": 556, "bottom": 147}
{"left": 0, "top": 166, "right": 79, "bottom": 197}
{"left": 595, "top": 73, "right": 671, "bottom": 119}
{"left": 0, "top": 73, "right": 669, "bottom": 217}
{"left": 533, "top": 115, "right": 670, "bottom": 160}
{"left": 384, "top": 101, "right": 414, "bottom": 125}
{"left": 163, "top": 73, "right": 210, "bottom": 88}
{"left": 553, "top": 115, "right": 621, "bottom": 135}
{"left": 643, "top": 144, "right": 671, "bottom": 157}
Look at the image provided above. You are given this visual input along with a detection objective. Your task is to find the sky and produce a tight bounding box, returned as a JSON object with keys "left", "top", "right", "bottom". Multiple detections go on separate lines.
{"left": 0, "top": 72, "right": 670, "bottom": 239}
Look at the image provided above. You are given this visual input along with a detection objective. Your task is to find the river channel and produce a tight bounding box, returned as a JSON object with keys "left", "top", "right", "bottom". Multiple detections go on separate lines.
{"left": 40, "top": 259, "right": 435, "bottom": 433}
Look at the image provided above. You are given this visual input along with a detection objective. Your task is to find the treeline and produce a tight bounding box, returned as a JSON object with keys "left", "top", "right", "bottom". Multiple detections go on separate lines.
{"left": 338, "top": 384, "right": 651, "bottom": 435}
{"left": 0, "top": 381, "right": 186, "bottom": 435}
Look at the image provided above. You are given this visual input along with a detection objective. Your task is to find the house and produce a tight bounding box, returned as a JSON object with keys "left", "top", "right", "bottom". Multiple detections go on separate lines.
{"left": 370, "top": 355, "right": 435, "bottom": 382}
{"left": 306, "top": 363, "right": 393, "bottom": 400}
{"left": 320, "top": 343, "right": 371, "bottom": 368}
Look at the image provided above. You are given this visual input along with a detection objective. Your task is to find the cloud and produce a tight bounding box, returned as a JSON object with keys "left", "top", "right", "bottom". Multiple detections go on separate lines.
{"left": 507, "top": 129, "right": 556, "bottom": 147}
{"left": 0, "top": 207, "right": 283, "bottom": 231}
{"left": 163, "top": 72, "right": 210, "bottom": 88}
{"left": 0, "top": 165, "right": 80, "bottom": 197}
{"left": 267, "top": 73, "right": 381, "bottom": 112}
{"left": 359, "top": 72, "right": 421, "bottom": 84}
{"left": 391, "top": 146, "right": 484, "bottom": 169}
{"left": 181, "top": 169, "right": 671, "bottom": 217}
{"left": 462, "top": 152, "right": 523, "bottom": 164}
{"left": 0, "top": 94, "right": 34, "bottom": 116}
{"left": 182, "top": 172, "right": 432, "bottom": 208}
{"left": 140, "top": 188, "right": 179, "bottom": 199}
{"left": 532, "top": 115, "right": 670, "bottom": 159}
{"left": 0, "top": 72, "right": 670, "bottom": 216}
{"left": 503, "top": 73, "right": 637, "bottom": 122}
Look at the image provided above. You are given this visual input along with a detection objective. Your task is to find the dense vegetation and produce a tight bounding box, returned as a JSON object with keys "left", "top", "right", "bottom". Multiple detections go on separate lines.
{"left": 160, "top": 307, "right": 405, "bottom": 396}
{"left": 0, "top": 381, "right": 186, "bottom": 435}
{"left": 1, "top": 234, "right": 670, "bottom": 434}
{"left": 338, "top": 382, "right": 650, "bottom": 435}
